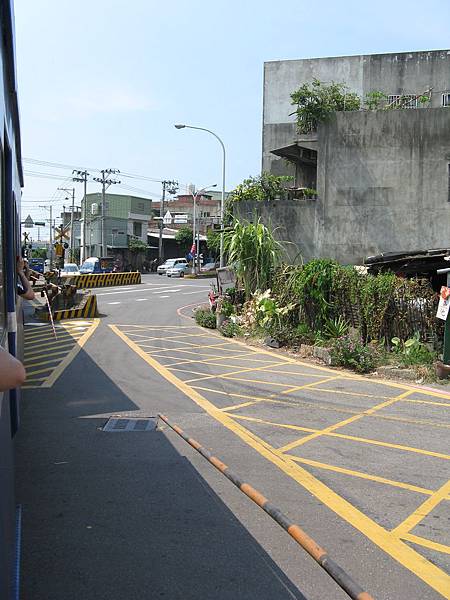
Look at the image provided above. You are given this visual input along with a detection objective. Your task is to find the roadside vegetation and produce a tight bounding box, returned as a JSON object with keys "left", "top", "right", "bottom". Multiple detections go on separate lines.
{"left": 196, "top": 212, "right": 442, "bottom": 381}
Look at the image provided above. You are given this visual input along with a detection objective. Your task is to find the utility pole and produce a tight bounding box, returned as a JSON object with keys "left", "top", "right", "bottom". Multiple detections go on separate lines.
{"left": 58, "top": 187, "right": 76, "bottom": 260}
{"left": 158, "top": 179, "right": 178, "bottom": 264}
{"left": 39, "top": 205, "right": 53, "bottom": 266}
{"left": 73, "top": 169, "right": 90, "bottom": 263}
{"left": 93, "top": 169, "right": 121, "bottom": 257}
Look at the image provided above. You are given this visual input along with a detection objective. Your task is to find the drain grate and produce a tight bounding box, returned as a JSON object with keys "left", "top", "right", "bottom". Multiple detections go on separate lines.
{"left": 102, "top": 417, "right": 157, "bottom": 432}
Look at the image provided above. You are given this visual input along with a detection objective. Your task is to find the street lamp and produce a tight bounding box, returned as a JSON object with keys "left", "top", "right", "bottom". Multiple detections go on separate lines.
{"left": 174, "top": 124, "right": 226, "bottom": 267}
{"left": 192, "top": 183, "right": 217, "bottom": 275}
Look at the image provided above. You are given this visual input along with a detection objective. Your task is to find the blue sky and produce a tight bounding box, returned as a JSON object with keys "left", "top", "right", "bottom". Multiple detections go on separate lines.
{"left": 15, "top": 0, "right": 450, "bottom": 235}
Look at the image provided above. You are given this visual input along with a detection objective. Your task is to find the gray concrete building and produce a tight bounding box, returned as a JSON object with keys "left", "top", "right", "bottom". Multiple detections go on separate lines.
{"left": 259, "top": 49, "right": 450, "bottom": 264}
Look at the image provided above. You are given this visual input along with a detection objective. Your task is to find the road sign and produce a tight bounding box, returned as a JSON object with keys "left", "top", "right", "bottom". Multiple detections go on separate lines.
{"left": 24, "top": 215, "right": 34, "bottom": 228}
{"left": 163, "top": 210, "right": 172, "bottom": 225}
{"left": 34, "top": 221, "right": 46, "bottom": 227}
{"left": 174, "top": 214, "right": 188, "bottom": 224}
{"left": 54, "top": 243, "right": 64, "bottom": 257}
{"left": 54, "top": 225, "right": 70, "bottom": 242}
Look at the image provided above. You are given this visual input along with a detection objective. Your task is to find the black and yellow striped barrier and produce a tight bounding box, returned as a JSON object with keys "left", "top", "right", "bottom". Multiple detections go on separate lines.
{"left": 158, "top": 414, "right": 375, "bottom": 600}
{"left": 42, "top": 293, "right": 98, "bottom": 321}
{"left": 64, "top": 271, "right": 141, "bottom": 288}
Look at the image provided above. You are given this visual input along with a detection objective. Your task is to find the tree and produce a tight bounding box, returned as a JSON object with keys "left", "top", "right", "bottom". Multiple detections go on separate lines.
{"left": 290, "top": 78, "right": 361, "bottom": 133}
{"left": 227, "top": 173, "right": 292, "bottom": 206}
{"left": 128, "top": 237, "right": 148, "bottom": 253}
{"left": 31, "top": 248, "right": 47, "bottom": 259}
{"left": 206, "top": 229, "right": 220, "bottom": 256}
{"left": 175, "top": 227, "right": 193, "bottom": 253}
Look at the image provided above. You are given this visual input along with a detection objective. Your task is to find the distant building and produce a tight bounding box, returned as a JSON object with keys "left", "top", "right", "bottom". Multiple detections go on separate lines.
{"left": 150, "top": 192, "right": 222, "bottom": 234}
{"left": 255, "top": 49, "right": 450, "bottom": 264}
{"left": 82, "top": 193, "right": 152, "bottom": 261}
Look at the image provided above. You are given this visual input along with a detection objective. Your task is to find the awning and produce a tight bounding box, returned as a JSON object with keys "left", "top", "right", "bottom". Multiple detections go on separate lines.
{"left": 271, "top": 140, "right": 317, "bottom": 165}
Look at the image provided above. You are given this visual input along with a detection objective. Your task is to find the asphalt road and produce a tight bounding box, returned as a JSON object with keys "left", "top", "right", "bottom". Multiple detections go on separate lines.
{"left": 16, "top": 274, "right": 450, "bottom": 600}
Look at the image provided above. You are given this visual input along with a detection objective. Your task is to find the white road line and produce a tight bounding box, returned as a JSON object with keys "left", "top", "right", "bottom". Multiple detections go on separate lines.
{"left": 97, "top": 289, "right": 151, "bottom": 296}
{"left": 107, "top": 302, "right": 121, "bottom": 305}
{"left": 159, "top": 295, "right": 170, "bottom": 298}
{"left": 135, "top": 299, "right": 149, "bottom": 302}
{"left": 182, "top": 290, "right": 208, "bottom": 295}
{"left": 146, "top": 282, "right": 211, "bottom": 289}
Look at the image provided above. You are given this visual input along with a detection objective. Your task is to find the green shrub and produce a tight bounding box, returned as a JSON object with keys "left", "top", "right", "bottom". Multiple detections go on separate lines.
{"left": 330, "top": 335, "right": 379, "bottom": 373}
{"left": 220, "top": 320, "right": 242, "bottom": 338}
{"left": 391, "top": 333, "right": 435, "bottom": 366}
{"left": 324, "top": 316, "right": 349, "bottom": 339}
{"left": 194, "top": 308, "right": 216, "bottom": 329}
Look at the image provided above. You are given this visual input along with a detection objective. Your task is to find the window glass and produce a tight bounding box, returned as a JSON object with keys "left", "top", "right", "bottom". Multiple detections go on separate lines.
{"left": 133, "top": 221, "right": 142, "bottom": 237}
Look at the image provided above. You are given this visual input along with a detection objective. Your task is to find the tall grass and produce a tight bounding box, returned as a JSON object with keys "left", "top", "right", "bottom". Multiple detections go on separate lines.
{"left": 224, "top": 217, "right": 284, "bottom": 298}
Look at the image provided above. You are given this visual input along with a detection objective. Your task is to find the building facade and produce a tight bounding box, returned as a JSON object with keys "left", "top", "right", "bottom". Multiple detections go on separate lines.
{"left": 82, "top": 193, "right": 151, "bottom": 260}
{"left": 260, "top": 50, "right": 450, "bottom": 263}
{"left": 150, "top": 193, "right": 221, "bottom": 233}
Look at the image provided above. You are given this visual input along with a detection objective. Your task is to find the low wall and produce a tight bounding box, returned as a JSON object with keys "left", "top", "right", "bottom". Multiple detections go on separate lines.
{"left": 66, "top": 271, "right": 141, "bottom": 288}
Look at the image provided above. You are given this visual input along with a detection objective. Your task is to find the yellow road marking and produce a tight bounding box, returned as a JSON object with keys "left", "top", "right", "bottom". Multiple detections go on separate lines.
{"left": 194, "top": 384, "right": 450, "bottom": 430}
{"left": 24, "top": 340, "right": 78, "bottom": 357}
{"left": 165, "top": 352, "right": 282, "bottom": 367}
{"left": 24, "top": 324, "right": 88, "bottom": 337}
{"left": 222, "top": 400, "right": 262, "bottom": 412}
{"left": 24, "top": 331, "right": 79, "bottom": 344}
{"left": 404, "top": 398, "right": 450, "bottom": 408}
{"left": 25, "top": 365, "right": 57, "bottom": 377}
{"left": 277, "top": 390, "right": 414, "bottom": 454}
{"left": 24, "top": 349, "right": 76, "bottom": 365}
{"left": 25, "top": 336, "right": 81, "bottom": 354}
{"left": 392, "top": 479, "right": 450, "bottom": 537}
{"left": 401, "top": 533, "right": 450, "bottom": 555}
{"left": 140, "top": 336, "right": 238, "bottom": 349}
{"left": 182, "top": 362, "right": 295, "bottom": 385}
{"left": 24, "top": 319, "right": 99, "bottom": 388}
{"left": 285, "top": 455, "right": 443, "bottom": 497}
{"left": 224, "top": 412, "right": 450, "bottom": 462}
{"left": 119, "top": 325, "right": 195, "bottom": 329}
{"left": 307, "top": 384, "right": 450, "bottom": 407}
{"left": 122, "top": 332, "right": 219, "bottom": 342}
{"left": 139, "top": 341, "right": 246, "bottom": 354}
{"left": 41, "top": 319, "right": 99, "bottom": 388}
{"left": 280, "top": 376, "right": 343, "bottom": 395}
{"left": 109, "top": 324, "right": 450, "bottom": 598}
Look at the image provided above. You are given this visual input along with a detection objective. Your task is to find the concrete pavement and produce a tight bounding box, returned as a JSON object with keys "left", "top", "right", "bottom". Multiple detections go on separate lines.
{"left": 15, "top": 274, "right": 450, "bottom": 599}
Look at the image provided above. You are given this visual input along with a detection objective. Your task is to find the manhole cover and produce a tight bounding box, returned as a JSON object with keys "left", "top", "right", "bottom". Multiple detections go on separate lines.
{"left": 102, "top": 417, "right": 157, "bottom": 432}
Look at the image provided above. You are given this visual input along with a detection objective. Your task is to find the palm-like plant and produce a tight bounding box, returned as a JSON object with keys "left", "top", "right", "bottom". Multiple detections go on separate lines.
{"left": 224, "top": 217, "right": 284, "bottom": 298}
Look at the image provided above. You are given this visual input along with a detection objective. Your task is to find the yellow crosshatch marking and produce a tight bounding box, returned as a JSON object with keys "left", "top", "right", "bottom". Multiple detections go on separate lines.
{"left": 191, "top": 384, "right": 450, "bottom": 430}
{"left": 23, "top": 319, "right": 99, "bottom": 388}
{"left": 110, "top": 323, "right": 450, "bottom": 598}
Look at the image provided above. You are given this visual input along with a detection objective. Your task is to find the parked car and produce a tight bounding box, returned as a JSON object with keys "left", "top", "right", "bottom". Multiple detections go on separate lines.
{"left": 157, "top": 258, "right": 188, "bottom": 275}
{"left": 60, "top": 263, "right": 80, "bottom": 276}
{"left": 28, "top": 257, "right": 45, "bottom": 274}
{"left": 80, "top": 256, "right": 114, "bottom": 274}
{"left": 167, "top": 263, "right": 189, "bottom": 278}
{"left": 201, "top": 261, "right": 219, "bottom": 272}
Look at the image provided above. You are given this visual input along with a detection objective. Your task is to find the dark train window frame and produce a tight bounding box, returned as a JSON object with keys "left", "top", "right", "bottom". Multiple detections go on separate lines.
{"left": 0, "top": 137, "right": 4, "bottom": 345}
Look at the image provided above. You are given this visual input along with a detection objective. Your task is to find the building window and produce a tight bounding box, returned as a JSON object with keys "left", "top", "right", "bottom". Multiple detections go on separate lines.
{"left": 133, "top": 221, "right": 142, "bottom": 237}
{"left": 138, "top": 202, "right": 144, "bottom": 210}
{"left": 442, "top": 93, "right": 450, "bottom": 107}
{"left": 387, "top": 94, "right": 418, "bottom": 109}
